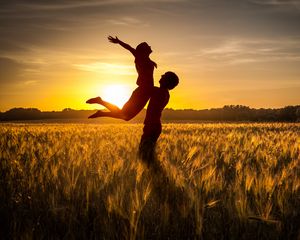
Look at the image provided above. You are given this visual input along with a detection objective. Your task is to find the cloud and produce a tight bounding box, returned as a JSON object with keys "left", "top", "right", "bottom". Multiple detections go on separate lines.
{"left": 0, "top": 0, "right": 187, "bottom": 12}
{"left": 0, "top": 0, "right": 158, "bottom": 59}
{"left": 198, "top": 38, "right": 300, "bottom": 65}
{"left": 216, "top": 86, "right": 300, "bottom": 108}
{"left": 248, "top": 0, "right": 300, "bottom": 10}
{"left": 24, "top": 80, "right": 38, "bottom": 85}
{"left": 0, "top": 1, "right": 121, "bottom": 12}
{"left": 106, "top": 17, "right": 149, "bottom": 27}
{"left": 0, "top": 57, "right": 28, "bottom": 85}
{"left": 249, "top": 0, "right": 300, "bottom": 5}
{"left": 74, "top": 62, "right": 135, "bottom": 75}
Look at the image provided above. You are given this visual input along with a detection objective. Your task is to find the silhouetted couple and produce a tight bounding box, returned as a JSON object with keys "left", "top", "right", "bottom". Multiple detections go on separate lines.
{"left": 86, "top": 36, "right": 179, "bottom": 164}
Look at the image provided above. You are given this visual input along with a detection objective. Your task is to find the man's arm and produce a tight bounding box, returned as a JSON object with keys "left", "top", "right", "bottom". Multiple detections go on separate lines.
{"left": 108, "top": 36, "right": 136, "bottom": 56}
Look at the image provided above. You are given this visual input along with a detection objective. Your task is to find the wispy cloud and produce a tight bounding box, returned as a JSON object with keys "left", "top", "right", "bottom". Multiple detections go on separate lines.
{"left": 0, "top": 0, "right": 188, "bottom": 13}
{"left": 74, "top": 62, "right": 135, "bottom": 75}
{"left": 198, "top": 38, "right": 300, "bottom": 65}
{"left": 106, "top": 16, "right": 149, "bottom": 27}
{"left": 0, "top": 57, "right": 27, "bottom": 84}
{"left": 249, "top": 0, "right": 300, "bottom": 5}
{"left": 24, "top": 80, "right": 37, "bottom": 85}
{"left": 248, "top": 0, "right": 300, "bottom": 8}
{"left": 0, "top": 1, "right": 124, "bottom": 12}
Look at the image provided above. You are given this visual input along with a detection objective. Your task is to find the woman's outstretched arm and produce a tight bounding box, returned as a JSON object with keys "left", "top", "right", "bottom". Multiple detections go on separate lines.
{"left": 108, "top": 36, "right": 136, "bottom": 55}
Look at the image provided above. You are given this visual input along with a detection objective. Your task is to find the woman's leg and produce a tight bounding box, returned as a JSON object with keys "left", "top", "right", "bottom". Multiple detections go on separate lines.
{"left": 120, "top": 87, "right": 151, "bottom": 121}
{"left": 88, "top": 110, "right": 124, "bottom": 119}
{"left": 87, "top": 87, "right": 151, "bottom": 120}
{"left": 100, "top": 99, "right": 121, "bottom": 112}
{"left": 86, "top": 97, "right": 121, "bottom": 112}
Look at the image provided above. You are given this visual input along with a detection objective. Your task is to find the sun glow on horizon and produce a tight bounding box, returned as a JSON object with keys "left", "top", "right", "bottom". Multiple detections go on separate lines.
{"left": 101, "top": 84, "right": 131, "bottom": 108}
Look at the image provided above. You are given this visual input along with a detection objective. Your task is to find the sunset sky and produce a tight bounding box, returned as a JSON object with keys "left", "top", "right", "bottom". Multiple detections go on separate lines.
{"left": 0, "top": 0, "right": 300, "bottom": 111}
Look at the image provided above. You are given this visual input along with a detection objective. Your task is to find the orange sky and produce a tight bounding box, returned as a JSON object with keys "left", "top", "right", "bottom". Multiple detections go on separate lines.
{"left": 0, "top": 0, "right": 300, "bottom": 111}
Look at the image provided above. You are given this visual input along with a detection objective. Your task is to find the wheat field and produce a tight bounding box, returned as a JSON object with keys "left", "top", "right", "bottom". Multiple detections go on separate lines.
{"left": 0, "top": 123, "right": 299, "bottom": 239}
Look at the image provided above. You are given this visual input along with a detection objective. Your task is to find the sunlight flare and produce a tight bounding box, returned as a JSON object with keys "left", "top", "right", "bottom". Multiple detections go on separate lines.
{"left": 101, "top": 84, "right": 131, "bottom": 108}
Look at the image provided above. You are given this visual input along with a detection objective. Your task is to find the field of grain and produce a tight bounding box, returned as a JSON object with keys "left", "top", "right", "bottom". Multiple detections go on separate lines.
{"left": 0, "top": 123, "right": 299, "bottom": 239}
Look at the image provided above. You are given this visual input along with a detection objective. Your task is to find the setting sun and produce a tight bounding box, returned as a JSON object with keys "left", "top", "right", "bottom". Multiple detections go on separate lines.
{"left": 101, "top": 84, "right": 131, "bottom": 108}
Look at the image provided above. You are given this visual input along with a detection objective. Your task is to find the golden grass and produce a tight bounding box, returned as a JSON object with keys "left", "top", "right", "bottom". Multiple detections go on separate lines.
{"left": 0, "top": 123, "right": 299, "bottom": 239}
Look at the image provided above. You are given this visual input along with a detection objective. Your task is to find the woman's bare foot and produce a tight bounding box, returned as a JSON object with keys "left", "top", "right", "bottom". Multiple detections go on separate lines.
{"left": 88, "top": 110, "right": 104, "bottom": 118}
{"left": 86, "top": 97, "right": 103, "bottom": 104}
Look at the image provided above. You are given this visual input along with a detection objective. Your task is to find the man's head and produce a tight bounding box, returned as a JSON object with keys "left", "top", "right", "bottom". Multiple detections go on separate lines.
{"left": 159, "top": 71, "right": 179, "bottom": 90}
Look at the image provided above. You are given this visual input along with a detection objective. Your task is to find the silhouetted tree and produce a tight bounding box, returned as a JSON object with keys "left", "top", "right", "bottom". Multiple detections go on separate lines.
{"left": 1, "top": 108, "right": 41, "bottom": 121}
{"left": 296, "top": 107, "right": 300, "bottom": 122}
{"left": 279, "top": 106, "right": 299, "bottom": 122}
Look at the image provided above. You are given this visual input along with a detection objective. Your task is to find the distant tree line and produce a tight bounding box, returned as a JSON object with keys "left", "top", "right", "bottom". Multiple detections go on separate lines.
{"left": 163, "top": 105, "right": 300, "bottom": 122}
{"left": 0, "top": 105, "right": 300, "bottom": 122}
{"left": 0, "top": 108, "right": 92, "bottom": 121}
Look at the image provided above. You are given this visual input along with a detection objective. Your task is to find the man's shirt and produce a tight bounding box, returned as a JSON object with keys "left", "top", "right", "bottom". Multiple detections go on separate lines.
{"left": 144, "top": 87, "right": 169, "bottom": 125}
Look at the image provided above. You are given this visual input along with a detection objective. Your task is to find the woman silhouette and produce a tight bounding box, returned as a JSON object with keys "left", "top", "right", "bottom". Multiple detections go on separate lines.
{"left": 86, "top": 36, "right": 157, "bottom": 120}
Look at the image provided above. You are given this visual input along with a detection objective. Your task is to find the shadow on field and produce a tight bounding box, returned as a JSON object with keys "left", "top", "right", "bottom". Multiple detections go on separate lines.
{"left": 138, "top": 140, "right": 196, "bottom": 239}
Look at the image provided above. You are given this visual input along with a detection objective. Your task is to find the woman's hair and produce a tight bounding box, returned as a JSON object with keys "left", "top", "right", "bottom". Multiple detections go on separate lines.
{"left": 164, "top": 71, "right": 179, "bottom": 90}
{"left": 136, "top": 42, "right": 151, "bottom": 55}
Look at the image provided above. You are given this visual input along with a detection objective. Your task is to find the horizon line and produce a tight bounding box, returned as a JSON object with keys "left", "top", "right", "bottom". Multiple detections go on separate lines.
{"left": 1, "top": 104, "right": 300, "bottom": 113}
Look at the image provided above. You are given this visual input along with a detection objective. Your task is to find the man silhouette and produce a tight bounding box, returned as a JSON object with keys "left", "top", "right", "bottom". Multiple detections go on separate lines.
{"left": 138, "top": 71, "right": 179, "bottom": 165}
